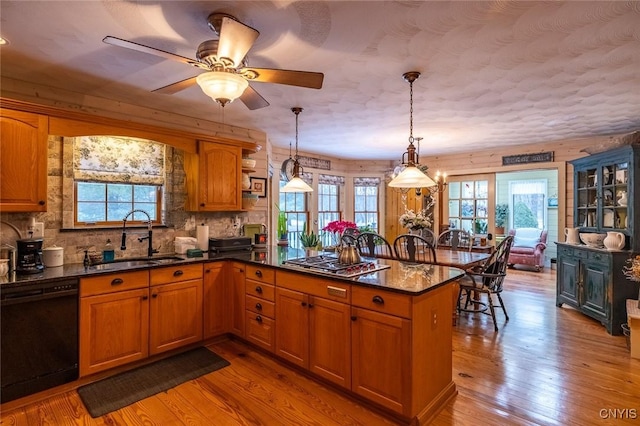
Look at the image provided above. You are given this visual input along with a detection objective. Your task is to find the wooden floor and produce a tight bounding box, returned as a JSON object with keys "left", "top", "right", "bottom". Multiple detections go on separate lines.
{"left": 2, "top": 268, "right": 639, "bottom": 425}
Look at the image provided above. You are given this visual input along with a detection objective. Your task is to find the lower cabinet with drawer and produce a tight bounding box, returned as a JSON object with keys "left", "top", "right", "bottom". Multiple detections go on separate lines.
{"left": 556, "top": 243, "right": 639, "bottom": 335}
{"left": 245, "top": 265, "right": 276, "bottom": 352}
{"left": 79, "top": 270, "right": 150, "bottom": 377}
{"left": 149, "top": 264, "right": 204, "bottom": 355}
{"left": 275, "top": 271, "right": 352, "bottom": 389}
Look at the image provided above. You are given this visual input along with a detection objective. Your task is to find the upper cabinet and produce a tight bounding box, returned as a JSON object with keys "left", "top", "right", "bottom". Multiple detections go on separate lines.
{"left": 0, "top": 108, "right": 49, "bottom": 212}
{"left": 185, "top": 140, "right": 251, "bottom": 211}
{"left": 570, "top": 145, "right": 639, "bottom": 251}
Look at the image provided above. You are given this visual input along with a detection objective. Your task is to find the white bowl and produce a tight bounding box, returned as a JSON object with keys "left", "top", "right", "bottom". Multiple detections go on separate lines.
{"left": 242, "top": 158, "right": 256, "bottom": 169}
{"left": 579, "top": 233, "right": 606, "bottom": 247}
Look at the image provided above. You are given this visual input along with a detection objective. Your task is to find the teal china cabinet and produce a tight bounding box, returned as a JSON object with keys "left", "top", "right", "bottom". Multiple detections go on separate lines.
{"left": 557, "top": 145, "right": 639, "bottom": 335}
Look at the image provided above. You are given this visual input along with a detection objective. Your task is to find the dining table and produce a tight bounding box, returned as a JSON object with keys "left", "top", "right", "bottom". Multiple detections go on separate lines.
{"left": 433, "top": 249, "right": 492, "bottom": 325}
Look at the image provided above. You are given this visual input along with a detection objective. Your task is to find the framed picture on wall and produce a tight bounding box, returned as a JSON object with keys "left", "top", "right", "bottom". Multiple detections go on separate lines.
{"left": 250, "top": 177, "right": 267, "bottom": 198}
{"left": 548, "top": 197, "right": 558, "bottom": 208}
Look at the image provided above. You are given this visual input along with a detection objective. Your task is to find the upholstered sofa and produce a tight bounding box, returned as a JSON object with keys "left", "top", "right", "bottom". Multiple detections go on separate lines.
{"left": 507, "top": 228, "right": 548, "bottom": 272}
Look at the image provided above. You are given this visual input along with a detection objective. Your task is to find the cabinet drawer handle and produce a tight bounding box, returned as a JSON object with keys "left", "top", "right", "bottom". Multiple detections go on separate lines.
{"left": 255, "top": 315, "right": 262, "bottom": 323}
{"left": 173, "top": 270, "right": 184, "bottom": 277}
{"left": 255, "top": 285, "right": 263, "bottom": 294}
{"left": 142, "top": 295, "right": 148, "bottom": 300}
{"left": 111, "top": 278, "right": 124, "bottom": 286}
{"left": 351, "top": 316, "right": 357, "bottom": 321}
{"left": 255, "top": 270, "right": 263, "bottom": 278}
{"left": 372, "top": 295, "right": 384, "bottom": 304}
{"left": 301, "top": 301, "right": 307, "bottom": 307}
{"left": 38, "top": 200, "right": 46, "bottom": 206}
{"left": 152, "top": 293, "right": 158, "bottom": 298}
{"left": 256, "top": 303, "right": 262, "bottom": 310}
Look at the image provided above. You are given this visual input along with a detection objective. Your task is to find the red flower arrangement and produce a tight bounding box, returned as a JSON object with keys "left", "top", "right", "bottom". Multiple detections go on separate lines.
{"left": 322, "top": 220, "right": 358, "bottom": 235}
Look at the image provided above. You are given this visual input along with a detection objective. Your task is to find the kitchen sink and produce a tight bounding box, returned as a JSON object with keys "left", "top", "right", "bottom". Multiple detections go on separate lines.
{"left": 91, "top": 256, "right": 185, "bottom": 270}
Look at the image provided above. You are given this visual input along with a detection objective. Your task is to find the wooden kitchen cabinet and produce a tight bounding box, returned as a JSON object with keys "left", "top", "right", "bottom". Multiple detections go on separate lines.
{"left": 350, "top": 284, "right": 453, "bottom": 419}
{"left": 245, "top": 265, "right": 276, "bottom": 352}
{"left": 149, "top": 264, "right": 203, "bottom": 355}
{"left": 0, "top": 108, "right": 48, "bottom": 212}
{"left": 229, "top": 262, "right": 246, "bottom": 337}
{"left": 275, "top": 271, "right": 351, "bottom": 389}
{"left": 79, "top": 270, "right": 150, "bottom": 377}
{"left": 203, "top": 262, "right": 227, "bottom": 339}
{"left": 185, "top": 140, "right": 242, "bottom": 211}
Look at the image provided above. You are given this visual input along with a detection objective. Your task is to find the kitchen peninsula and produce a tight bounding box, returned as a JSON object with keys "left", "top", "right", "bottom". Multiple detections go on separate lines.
{"left": 1, "top": 247, "right": 465, "bottom": 425}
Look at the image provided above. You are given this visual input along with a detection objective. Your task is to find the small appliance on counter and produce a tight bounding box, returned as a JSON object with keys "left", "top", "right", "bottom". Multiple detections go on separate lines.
{"left": 208, "top": 237, "right": 252, "bottom": 252}
{"left": 16, "top": 238, "right": 44, "bottom": 274}
{"left": 42, "top": 245, "right": 64, "bottom": 268}
{"left": 242, "top": 223, "right": 267, "bottom": 248}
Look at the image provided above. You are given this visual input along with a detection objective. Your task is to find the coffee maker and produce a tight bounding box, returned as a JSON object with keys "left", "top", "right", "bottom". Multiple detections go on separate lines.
{"left": 16, "top": 238, "right": 45, "bottom": 274}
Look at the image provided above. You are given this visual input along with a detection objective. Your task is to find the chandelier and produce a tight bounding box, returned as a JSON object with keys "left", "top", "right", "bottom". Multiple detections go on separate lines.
{"left": 388, "top": 71, "right": 439, "bottom": 189}
{"left": 281, "top": 107, "right": 313, "bottom": 193}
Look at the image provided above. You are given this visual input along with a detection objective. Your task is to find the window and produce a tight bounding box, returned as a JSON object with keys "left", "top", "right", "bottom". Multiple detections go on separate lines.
{"left": 72, "top": 136, "right": 165, "bottom": 227}
{"left": 279, "top": 180, "right": 309, "bottom": 249}
{"left": 354, "top": 177, "right": 380, "bottom": 233}
{"left": 509, "top": 180, "right": 547, "bottom": 229}
{"left": 317, "top": 174, "right": 345, "bottom": 246}
{"left": 448, "top": 180, "right": 488, "bottom": 234}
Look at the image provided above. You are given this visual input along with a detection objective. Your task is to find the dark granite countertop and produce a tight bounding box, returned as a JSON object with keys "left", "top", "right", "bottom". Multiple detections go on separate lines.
{"left": 1, "top": 246, "right": 465, "bottom": 295}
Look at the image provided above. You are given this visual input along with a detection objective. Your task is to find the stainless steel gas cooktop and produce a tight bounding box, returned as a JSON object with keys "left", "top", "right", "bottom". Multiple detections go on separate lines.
{"left": 282, "top": 254, "right": 390, "bottom": 278}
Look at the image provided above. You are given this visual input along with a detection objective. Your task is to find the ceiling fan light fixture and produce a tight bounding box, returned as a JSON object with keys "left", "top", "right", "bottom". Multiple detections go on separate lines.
{"left": 196, "top": 71, "right": 248, "bottom": 106}
{"left": 282, "top": 107, "right": 313, "bottom": 193}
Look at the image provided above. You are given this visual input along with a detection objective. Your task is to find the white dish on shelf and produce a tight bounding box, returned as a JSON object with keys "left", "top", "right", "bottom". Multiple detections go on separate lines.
{"left": 579, "top": 232, "right": 606, "bottom": 247}
{"left": 242, "top": 158, "right": 256, "bottom": 169}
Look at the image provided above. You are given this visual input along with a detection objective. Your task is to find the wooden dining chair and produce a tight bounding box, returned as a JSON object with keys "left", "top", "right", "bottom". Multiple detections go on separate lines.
{"left": 436, "top": 229, "right": 473, "bottom": 251}
{"left": 355, "top": 232, "right": 394, "bottom": 259}
{"left": 393, "top": 234, "right": 437, "bottom": 264}
{"left": 457, "top": 235, "right": 514, "bottom": 331}
{"left": 418, "top": 228, "right": 436, "bottom": 246}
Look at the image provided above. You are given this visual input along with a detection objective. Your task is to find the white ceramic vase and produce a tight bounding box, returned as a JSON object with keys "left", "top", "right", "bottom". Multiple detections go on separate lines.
{"left": 603, "top": 231, "right": 625, "bottom": 251}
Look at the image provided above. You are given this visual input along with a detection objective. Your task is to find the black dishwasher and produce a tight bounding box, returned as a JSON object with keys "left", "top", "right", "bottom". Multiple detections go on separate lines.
{"left": 1, "top": 278, "right": 79, "bottom": 403}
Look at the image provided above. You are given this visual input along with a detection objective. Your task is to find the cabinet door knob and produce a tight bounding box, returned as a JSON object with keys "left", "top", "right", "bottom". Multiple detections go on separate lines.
{"left": 173, "top": 270, "right": 184, "bottom": 277}
{"left": 152, "top": 293, "right": 158, "bottom": 298}
{"left": 256, "top": 303, "right": 262, "bottom": 310}
{"left": 301, "top": 301, "right": 307, "bottom": 307}
{"left": 38, "top": 200, "right": 46, "bottom": 206}
{"left": 111, "top": 278, "right": 124, "bottom": 286}
{"left": 351, "top": 316, "right": 357, "bottom": 321}
{"left": 255, "top": 315, "right": 263, "bottom": 323}
{"left": 255, "top": 270, "right": 263, "bottom": 278}
{"left": 142, "top": 295, "right": 148, "bottom": 300}
{"left": 200, "top": 203, "right": 205, "bottom": 207}
{"left": 255, "top": 285, "right": 262, "bottom": 293}
{"left": 372, "top": 295, "right": 384, "bottom": 304}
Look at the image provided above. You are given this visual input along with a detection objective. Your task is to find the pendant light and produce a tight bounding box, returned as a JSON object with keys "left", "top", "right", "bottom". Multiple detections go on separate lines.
{"left": 281, "top": 107, "right": 313, "bottom": 193}
{"left": 388, "top": 71, "right": 437, "bottom": 189}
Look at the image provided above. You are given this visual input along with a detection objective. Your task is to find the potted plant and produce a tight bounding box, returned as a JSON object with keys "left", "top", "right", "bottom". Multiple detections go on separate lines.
{"left": 300, "top": 224, "right": 320, "bottom": 252}
{"left": 495, "top": 203, "right": 509, "bottom": 235}
{"left": 277, "top": 209, "right": 288, "bottom": 246}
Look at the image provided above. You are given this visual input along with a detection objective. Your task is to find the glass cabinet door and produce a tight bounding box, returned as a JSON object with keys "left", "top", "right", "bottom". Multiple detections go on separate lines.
{"left": 602, "top": 161, "right": 628, "bottom": 230}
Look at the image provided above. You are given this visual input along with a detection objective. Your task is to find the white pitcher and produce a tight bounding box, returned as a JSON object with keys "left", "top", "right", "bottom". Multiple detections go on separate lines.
{"left": 565, "top": 228, "right": 580, "bottom": 245}
{"left": 603, "top": 231, "right": 625, "bottom": 250}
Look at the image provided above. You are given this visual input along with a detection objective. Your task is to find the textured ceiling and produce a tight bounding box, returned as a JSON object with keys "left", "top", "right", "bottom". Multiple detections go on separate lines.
{"left": 1, "top": 1, "right": 639, "bottom": 160}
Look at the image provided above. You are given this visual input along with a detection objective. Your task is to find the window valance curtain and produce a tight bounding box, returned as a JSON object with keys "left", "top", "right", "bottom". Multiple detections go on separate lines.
{"left": 353, "top": 177, "right": 381, "bottom": 187}
{"left": 72, "top": 136, "right": 165, "bottom": 185}
{"left": 318, "top": 174, "right": 345, "bottom": 186}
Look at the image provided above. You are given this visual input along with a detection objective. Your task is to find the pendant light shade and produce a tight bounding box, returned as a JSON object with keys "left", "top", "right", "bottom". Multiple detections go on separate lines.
{"left": 196, "top": 71, "right": 248, "bottom": 106}
{"left": 388, "top": 71, "right": 437, "bottom": 189}
{"left": 281, "top": 107, "right": 313, "bottom": 193}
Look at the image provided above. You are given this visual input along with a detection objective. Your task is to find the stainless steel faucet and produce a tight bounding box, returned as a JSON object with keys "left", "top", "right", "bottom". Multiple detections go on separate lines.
{"left": 121, "top": 209, "right": 157, "bottom": 258}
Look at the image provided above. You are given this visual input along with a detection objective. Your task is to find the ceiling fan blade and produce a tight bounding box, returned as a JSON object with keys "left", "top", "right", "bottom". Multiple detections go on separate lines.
{"left": 103, "top": 36, "right": 206, "bottom": 69}
{"left": 239, "top": 85, "right": 270, "bottom": 110}
{"left": 217, "top": 16, "right": 259, "bottom": 68}
{"left": 152, "top": 76, "right": 198, "bottom": 94}
{"left": 246, "top": 68, "right": 324, "bottom": 89}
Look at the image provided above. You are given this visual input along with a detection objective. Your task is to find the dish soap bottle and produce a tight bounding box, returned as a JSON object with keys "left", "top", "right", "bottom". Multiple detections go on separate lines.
{"left": 103, "top": 239, "right": 115, "bottom": 262}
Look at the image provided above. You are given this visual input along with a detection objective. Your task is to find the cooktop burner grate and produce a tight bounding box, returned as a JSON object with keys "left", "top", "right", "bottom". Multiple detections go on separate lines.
{"left": 283, "top": 254, "right": 390, "bottom": 277}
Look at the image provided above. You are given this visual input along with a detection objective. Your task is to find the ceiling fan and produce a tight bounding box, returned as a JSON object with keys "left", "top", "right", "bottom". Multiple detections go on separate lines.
{"left": 103, "top": 12, "right": 324, "bottom": 110}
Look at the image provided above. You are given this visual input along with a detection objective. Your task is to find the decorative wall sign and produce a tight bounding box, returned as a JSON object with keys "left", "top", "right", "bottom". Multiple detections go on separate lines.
{"left": 297, "top": 155, "right": 331, "bottom": 170}
{"left": 502, "top": 151, "right": 554, "bottom": 166}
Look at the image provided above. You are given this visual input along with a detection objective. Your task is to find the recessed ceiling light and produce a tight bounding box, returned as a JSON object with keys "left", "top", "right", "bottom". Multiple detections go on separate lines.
{"left": 0, "top": 37, "right": 9, "bottom": 45}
